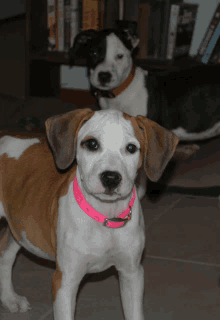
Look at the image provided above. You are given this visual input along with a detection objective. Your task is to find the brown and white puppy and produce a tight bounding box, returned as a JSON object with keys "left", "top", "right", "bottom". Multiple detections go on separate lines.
{"left": 0, "top": 109, "right": 178, "bottom": 319}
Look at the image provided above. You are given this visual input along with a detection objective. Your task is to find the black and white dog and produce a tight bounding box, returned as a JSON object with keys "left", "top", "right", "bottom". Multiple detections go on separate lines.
{"left": 69, "top": 21, "right": 220, "bottom": 142}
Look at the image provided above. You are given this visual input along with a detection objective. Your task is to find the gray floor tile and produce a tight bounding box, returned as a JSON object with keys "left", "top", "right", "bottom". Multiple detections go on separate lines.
{"left": 143, "top": 257, "right": 220, "bottom": 319}
{"left": 141, "top": 193, "right": 183, "bottom": 229}
{"left": 146, "top": 196, "right": 220, "bottom": 265}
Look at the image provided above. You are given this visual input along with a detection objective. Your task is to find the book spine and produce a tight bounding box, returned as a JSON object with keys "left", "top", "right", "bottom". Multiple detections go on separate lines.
{"left": 173, "top": 4, "right": 198, "bottom": 58}
{"left": 98, "top": 0, "right": 105, "bottom": 30}
{"left": 104, "top": 0, "right": 119, "bottom": 29}
{"left": 209, "top": 36, "right": 220, "bottom": 63}
{"left": 78, "top": 0, "right": 83, "bottom": 32}
{"left": 70, "top": 0, "right": 79, "bottom": 48}
{"left": 58, "top": 0, "right": 64, "bottom": 52}
{"left": 124, "top": 0, "right": 139, "bottom": 21}
{"left": 137, "top": 3, "right": 151, "bottom": 60}
{"left": 160, "top": 0, "right": 170, "bottom": 59}
{"left": 64, "top": 0, "right": 71, "bottom": 53}
{"left": 55, "top": 0, "right": 58, "bottom": 51}
{"left": 47, "top": 0, "right": 56, "bottom": 51}
{"left": 83, "top": 0, "right": 99, "bottom": 30}
{"left": 197, "top": 3, "right": 220, "bottom": 61}
{"left": 201, "top": 21, "right": 220, "bottom": 63}
{"left": 148, "top": 0, "right": 165, "bottom": 59}
{"left": 166, "top": 4, "right": 180, "bottom": 60}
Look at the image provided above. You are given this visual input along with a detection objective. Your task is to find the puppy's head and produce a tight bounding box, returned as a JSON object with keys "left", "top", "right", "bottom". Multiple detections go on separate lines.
{"left": 45, "top": 109, "right": 178, "bottom": 202}
{"left": 69, "top": 22, "right": 139, "bottom": 91}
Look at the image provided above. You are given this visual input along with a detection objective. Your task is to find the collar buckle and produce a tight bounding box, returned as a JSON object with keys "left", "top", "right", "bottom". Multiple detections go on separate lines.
{"left": 103, "top": 206, "right": 132, "bottom": 228}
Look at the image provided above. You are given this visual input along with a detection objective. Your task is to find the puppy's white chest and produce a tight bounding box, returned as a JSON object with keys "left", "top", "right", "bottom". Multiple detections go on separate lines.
{"left": 57, "top": 189, "right": 144, "bottom": 274}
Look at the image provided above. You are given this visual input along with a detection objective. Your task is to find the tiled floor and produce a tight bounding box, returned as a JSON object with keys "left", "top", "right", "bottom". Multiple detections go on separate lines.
{"left": 1, "top": 191, "right": 220, "bottom": 319}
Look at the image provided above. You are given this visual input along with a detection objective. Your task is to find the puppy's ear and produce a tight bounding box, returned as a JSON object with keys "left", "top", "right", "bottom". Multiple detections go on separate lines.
{"left": 135, "top": 116, "right": 179, "bottom": 182}
{"left": 45, "top": 108, "right": 94, "bottom": 170}
{"left": 115, "top": 20, "right": 139, "bottom": 50}
{"left": 69, "top": 29, "right": 98, "bottom": 64}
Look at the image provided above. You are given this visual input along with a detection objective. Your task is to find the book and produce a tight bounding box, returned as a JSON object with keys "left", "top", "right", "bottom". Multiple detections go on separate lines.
{"left": 209, "top": 36, "right": 220, "bottom": 63}
{"left": 199, "top": 22, "right": 220, "bottom": 63}
{"left": 55, "top": 0, "right": 58, "bottom": 50}
{"left": 98, "top": 0, "right": 105, "bottom": 30}
{"left": 64, "top": 0, "right": 71, "bottom": 53}
{"left": 160, "top": 0, "right": 183, "bottom": 59}
{"left": 58, "top": 0, "right": 64, "bottom": 52}
{"left": 167, "top": 3, "right": 198, "bottom": 60}
{"left": 124, "top": 0, "right": 139, "bottom": 21}
{"left": 137, "top": 2, "right": 151, "bottom": 60}
{"left": 78, "top": 0, "right": 83, "bottom": 33}
{"left": 70, "top": 0, "right": 79, "bottom": 48}
{"left": 148, "top": 0, "right": 166, "bottom": 59}
{"left": 47, "top": 0, "right": 56, "bottom": 51}
{"left": 82, "top": 0, "right": 100, "bottom": 30}
{"left": 104, "top": 0, "right": 119, "bottom": 29}
{"left": 196, "top": 3, "right": 220, "bottom": 62}
{"left": 173, "top": 4, "right": 198, "bottom": 58}
{"left": 166, "top": 4, "right": 180, "bottom": 59}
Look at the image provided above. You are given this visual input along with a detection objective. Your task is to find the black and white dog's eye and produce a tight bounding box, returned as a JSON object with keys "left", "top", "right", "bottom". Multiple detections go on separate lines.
{"left": 116, "top": 54, "right": 124, "bottom": 59}
{"left": 126, "top": 144, "right": 137, "bottom": 154}
{"left": 92, "top": 50, "right": 98, "bottom": 56}
{"left": 85, "top": 139, "right": 99, "bottom": 151}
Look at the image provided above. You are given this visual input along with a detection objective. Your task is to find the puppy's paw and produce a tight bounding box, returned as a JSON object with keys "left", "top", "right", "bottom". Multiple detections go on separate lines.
{"left": 1, "top": 292, "right": 31, "bottom": 313}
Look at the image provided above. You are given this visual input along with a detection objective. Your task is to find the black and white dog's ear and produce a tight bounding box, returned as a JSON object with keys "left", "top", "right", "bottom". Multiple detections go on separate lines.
{"left": 115, "top": 20, "right": 139, "bottom": 50}
{"left": 69, "top": 29, "right": 98, "bottom": 64}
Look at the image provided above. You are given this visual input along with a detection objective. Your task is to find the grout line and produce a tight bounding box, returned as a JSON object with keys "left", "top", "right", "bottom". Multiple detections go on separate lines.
{"left": 37, "top": 307, "right": 53, "bottom": 320}
{"left": 145, "top": 195, "right": 184, "bottom": 231}
{"left": 147, "top": 254, "right": 220, "bottom": 268}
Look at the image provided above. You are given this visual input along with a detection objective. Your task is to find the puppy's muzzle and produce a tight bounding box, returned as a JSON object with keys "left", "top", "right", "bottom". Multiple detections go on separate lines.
{"left": 100, "top": 171, "right": 122, "bottom": 191}
{"left": 98, "top": 71, "right": 112, "bottom": 85}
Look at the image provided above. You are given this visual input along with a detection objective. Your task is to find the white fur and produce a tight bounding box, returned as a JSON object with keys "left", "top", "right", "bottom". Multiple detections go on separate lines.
{"left": 0, "top": 110, "right": 145, "bottom": 320}
{"left": 0, "top": 136, "right": 40, "bottom": 159}
{"left": 173, "top": 122, "right": 220, "bottom": 141}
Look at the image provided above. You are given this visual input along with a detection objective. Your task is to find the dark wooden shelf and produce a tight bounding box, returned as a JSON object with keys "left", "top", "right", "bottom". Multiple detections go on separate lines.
{"left": 29, "top": 50, "right": 202, "bottom": 71}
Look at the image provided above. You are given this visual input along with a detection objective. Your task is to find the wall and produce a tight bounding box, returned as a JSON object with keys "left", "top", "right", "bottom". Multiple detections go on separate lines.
{"left": 0, "top": 0, "right": 25, "bottom": 20}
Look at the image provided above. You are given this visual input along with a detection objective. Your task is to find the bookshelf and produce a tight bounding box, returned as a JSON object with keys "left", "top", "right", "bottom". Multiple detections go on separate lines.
{"left": 25, "top": 0, "right": 212, "bottom": 99}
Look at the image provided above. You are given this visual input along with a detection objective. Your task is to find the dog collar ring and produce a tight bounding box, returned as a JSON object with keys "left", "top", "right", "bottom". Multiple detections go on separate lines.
{"left": 103, "top": 206, "right": 132, "bottom": 228}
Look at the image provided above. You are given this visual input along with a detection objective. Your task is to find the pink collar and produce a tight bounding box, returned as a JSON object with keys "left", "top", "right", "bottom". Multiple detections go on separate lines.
{"left": 73, "top": 177, "right": 135, "bottom": 228}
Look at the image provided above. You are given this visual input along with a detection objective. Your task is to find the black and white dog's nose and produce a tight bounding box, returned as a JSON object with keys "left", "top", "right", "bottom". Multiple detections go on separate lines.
{"left": 98, "top": 71, "right": 112, "bottom": 85}
{"left": 100, "top": 171, "right": 122, "bottom": 190}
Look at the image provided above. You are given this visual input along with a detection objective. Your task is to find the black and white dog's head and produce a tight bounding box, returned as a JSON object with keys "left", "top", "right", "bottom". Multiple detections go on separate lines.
{"left": 69, "top": 21, "right": 139, "bottom": 91}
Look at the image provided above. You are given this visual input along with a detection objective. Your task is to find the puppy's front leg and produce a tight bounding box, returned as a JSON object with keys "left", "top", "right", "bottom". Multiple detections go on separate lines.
{"left": 52, "top": 268, "right": 83, "bottom": 320}
{"left": 118, "top": 265, "right": 144, "bottom": 320}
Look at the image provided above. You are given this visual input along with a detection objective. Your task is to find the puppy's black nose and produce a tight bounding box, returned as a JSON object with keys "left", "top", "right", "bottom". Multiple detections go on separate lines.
{"left": 98, "top": 71, "right": 112, "bottom": 85}
{"left": 100, "top": 171, "right": 122, "bottom": 190}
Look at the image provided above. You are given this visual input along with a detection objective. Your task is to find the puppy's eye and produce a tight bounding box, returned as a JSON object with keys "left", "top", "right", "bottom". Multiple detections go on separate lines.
{"left": 84, "top": 139, "right": 99, "bottom": 151}
{"left": 126, "top": 144, "right": 137, "bottom": 154}
{"left": 116, "top": 54, "right": 124, "bottom": 60}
